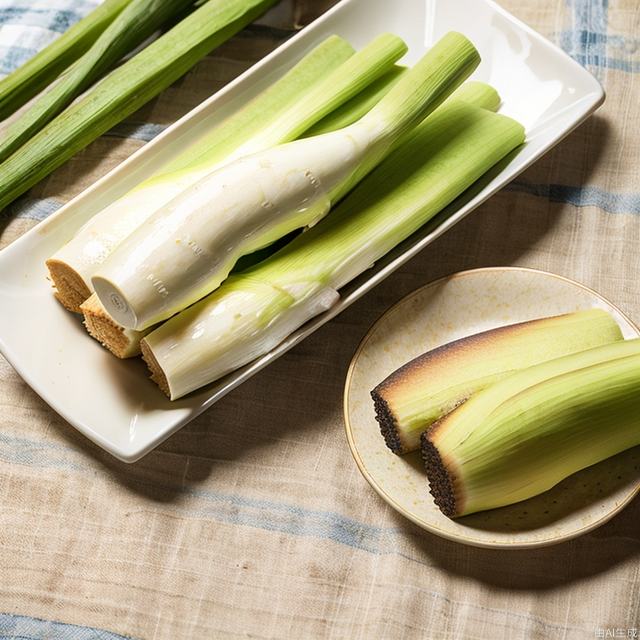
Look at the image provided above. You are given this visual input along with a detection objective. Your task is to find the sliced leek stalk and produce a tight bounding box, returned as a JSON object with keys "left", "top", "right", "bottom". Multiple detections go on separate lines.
{"left": 0, "top": 0, "right": 131, "bottom": 120}
{"left": 421, "top": 339, "right": 640, "bottom": 517}
{"left": 140, "top": 87, "right": 525, "bottom": 399}
{"left": 47, "top": 34, "right": 402, "bottom": 312}
{"left": 372, "top": 308, "right": 624, "bottom": 454}
{"left": 93, "top": 32, "right": 480, "bottom": 331}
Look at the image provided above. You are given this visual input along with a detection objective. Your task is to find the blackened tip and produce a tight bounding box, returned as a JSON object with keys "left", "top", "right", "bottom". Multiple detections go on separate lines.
{"left": 421, "top": 431, "right": 457, "bottom": 518}
{"left": 371, "top": 388, "right": 404, "bottom": 454}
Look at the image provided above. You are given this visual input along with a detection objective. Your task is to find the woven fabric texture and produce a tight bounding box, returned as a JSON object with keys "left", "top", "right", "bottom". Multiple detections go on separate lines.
{"left": 0, "top": 1, "right": 638, "bottom": 638}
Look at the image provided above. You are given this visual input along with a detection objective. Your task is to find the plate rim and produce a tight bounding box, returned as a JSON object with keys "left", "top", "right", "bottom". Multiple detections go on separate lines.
{"left": 343, "top": 266, "right": 640, "bottom": 549}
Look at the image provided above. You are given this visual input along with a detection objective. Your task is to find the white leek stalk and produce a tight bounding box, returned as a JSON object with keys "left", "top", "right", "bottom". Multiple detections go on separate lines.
{"left": 93, "top": 32, "right": 481, "bottom": 331}
{"left": 46, "top": 34, "right": 405, "bottom": 312}
{"left": 141, "top": 86, "right": 526, "bottom": 399}
{"left": 80, "top": 57, "right": 411, "bottom": 359}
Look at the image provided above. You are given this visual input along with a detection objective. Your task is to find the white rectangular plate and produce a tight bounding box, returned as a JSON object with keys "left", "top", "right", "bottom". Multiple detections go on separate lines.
{"left": 0, "top": 0, "right": 604, "bottom": 462}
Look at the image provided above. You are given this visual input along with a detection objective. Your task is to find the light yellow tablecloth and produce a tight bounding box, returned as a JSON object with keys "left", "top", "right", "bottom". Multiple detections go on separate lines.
{"left": 0, "top": 1, "right": 638, "bottom": 638}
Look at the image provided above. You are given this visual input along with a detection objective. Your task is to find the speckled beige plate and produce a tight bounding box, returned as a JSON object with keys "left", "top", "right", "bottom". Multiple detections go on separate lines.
{"left": 344, "top": 267, "right": 640, "bottom": 548}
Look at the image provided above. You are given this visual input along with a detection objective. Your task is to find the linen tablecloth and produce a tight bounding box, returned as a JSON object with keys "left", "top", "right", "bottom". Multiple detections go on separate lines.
{"left": 0, "top": 1, "right": 639, "bottom": 638}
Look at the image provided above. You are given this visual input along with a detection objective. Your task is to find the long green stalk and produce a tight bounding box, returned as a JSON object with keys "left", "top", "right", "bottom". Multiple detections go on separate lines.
{"left": 141, "top": 84, "right": 526, "bottom": 399}
{"left": 0, "top": 0, "right": 278, "bottom": 212}
{"left": 151, "top": 33, "right": 408, "bottom": 181}
{"left": 0, "top": 0, "right": 195, "bottom": 163}
{"left": 0, "top": 0, "right": 131, "bottom": 120}
{"left": 371, "top": 309, "right": 623, "bottom": 454}
{"left": 422, "top": 340, "right": 640, "bottom": 517}
{"left": 305, "top": 66, "right": 406, "bottom": 137}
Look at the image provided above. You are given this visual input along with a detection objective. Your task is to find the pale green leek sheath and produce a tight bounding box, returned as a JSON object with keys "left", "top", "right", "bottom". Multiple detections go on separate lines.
{"left": 422, "top": 339, "right": 640, "bottom": 517}
{"left": 141, "top": 88, "right": 525, "bottom": 399}
{"left": 93, "top": 32, "right": 481, "bottom": 331}
{"left": 0, "top": 0, "right": 195, "bottom": 163}
{"left": 0, "top": 0, "right": 131, "bottom": 120}
{"left": 47, "top": 34, "right": 404, "bottom": 312}
{"left": 0, "top": 0, "right": 280, "bottom": 212}
{"left": 371, "top": 308, "right": 624, "bottom": 454}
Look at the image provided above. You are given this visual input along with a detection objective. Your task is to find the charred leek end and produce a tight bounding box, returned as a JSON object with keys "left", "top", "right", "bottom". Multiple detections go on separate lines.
{"left": 0, "top": 0, "right": 131, "bottom": 120}
{"left": 80, "top": 294, "right": 150, "bottom": 358}
{"left": 0, "top": 0, "right": 195, "bottom": 163}
{"left": 0, "top": 0, "right": 279, "bottom": 212}
{"left": 141, "top": 91, "right": 525, "bottom": 400}
{"left": 372, "top": 308, "right": 624, "bottom": 455}
{"left": 92, "top": 32, "right": 480, "bottom": 332}
{"left": 46, "top": 33, "right": 398, "bottom": 312}
{"left": 421, "top": 339, "right": 640, "bottom": 518}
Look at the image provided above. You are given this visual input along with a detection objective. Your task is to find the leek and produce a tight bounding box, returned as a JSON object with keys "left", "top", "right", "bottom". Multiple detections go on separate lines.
{"left": 371, "top": 309, "right": 624, "bottom": 454}
{"left": 0, "top": 0, "right": 131, "bottom": 120}
{"left": 304, "top": 66, "right": 407, "bottom": 137}
{"left": 93, "top": 32, "right": 480, "bottom": 331}
{"left": 47, "top": 34, "right": 404, "bottom": 312}
{"left": 78, "top": 42, "right": 412, "bottom": 359}
{"left": 140, "top": 89, "right": 526, "bottom": 399}
{"left": 0, "top": 0, "right": 279, "bottom": 212}
{"left": 421, "top": 339, "right": 640, "bottom": 517}
{"left": 0, "top": 0, "right": 196, "bottom": 163}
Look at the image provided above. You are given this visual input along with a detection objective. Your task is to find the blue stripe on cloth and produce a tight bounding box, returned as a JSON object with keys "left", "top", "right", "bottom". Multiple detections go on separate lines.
{"left": 563, "top": 0, "right": 609, "bottom": 74}
{"left": 0, "top": 197, "right": 63, "bottom": 220}
{"left": 5, "top": 181, "right": 640, "bottom": 223}
{"left": 0, "top": 7, "right": 84, "bottom": 30}
{"left": 0, "top": 613, "right": 134, "bottom": 640}
{"left": 558, "top": 31, "right": 640, "bottom": 73}
{"left": 0, "top": 45, "right": 39, "bottom": 74}
{"left": 506, "top": 181, "right": 640, "bottom": 215}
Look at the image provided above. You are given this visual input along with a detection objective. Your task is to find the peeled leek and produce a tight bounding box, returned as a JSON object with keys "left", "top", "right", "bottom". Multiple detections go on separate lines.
{"left": 0, "top": 0, "right": 279, "bottom": 212}
{"left": 371, "top": 309, "right": 624, "bottom": 454}
{"left": 47, "top": 34, "right": 403, "bottom": 312}
{"left": 93, "top": 32, "right": 481, "bottom": 331}
{"left": 421, "top": 339, "right": 640, "bottom": 517}
{"left": 0, "top": 0, "right": 195, "bottom": 163}
{"left": 140, "top": 88, "right": 525, "bottom": 399}
{"left": 0, "top": 0, "right": 131, "bottom": 120}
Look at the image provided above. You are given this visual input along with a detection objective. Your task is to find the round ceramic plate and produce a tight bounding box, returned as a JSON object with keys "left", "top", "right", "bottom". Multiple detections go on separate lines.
{"left": 344, "top": 267, "right": 640, "bottom": 548}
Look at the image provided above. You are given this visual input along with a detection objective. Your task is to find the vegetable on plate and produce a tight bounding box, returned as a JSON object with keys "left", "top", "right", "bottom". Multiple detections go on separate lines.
{"left": 371, "top": 308, "right": 624, "bottom": 454}
{"left": 421, "top": 338, "right": 640, "bottom": 517}
{"left": 91, "top": 32, "right": 481, "bottom": 332}
{"left": 139, "top": 82, "right": 525, "bottom": 399}
{"left": 47, "top": 34, "right": 404, "bottom": 315}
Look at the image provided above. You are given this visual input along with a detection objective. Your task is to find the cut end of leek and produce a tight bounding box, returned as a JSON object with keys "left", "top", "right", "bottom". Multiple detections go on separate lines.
{"left": 140, "top": 338, "right": 171, "bottom": 396}
{"left": 421, "top": 338, "right": 640, "bottom": 517}
{"left": 46, "top": 257, "right": 91, "bottom": 313}
{"left": 80, "top": 293, "right": 147, "bottom": 358}
{"left": 372, "top": 309, "right": 624, "bottom": 454}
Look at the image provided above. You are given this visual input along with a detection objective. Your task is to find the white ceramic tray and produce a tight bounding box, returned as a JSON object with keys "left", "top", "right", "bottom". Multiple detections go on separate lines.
{"left": 0, "top": 0, "right": 605, "bottom": 461}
